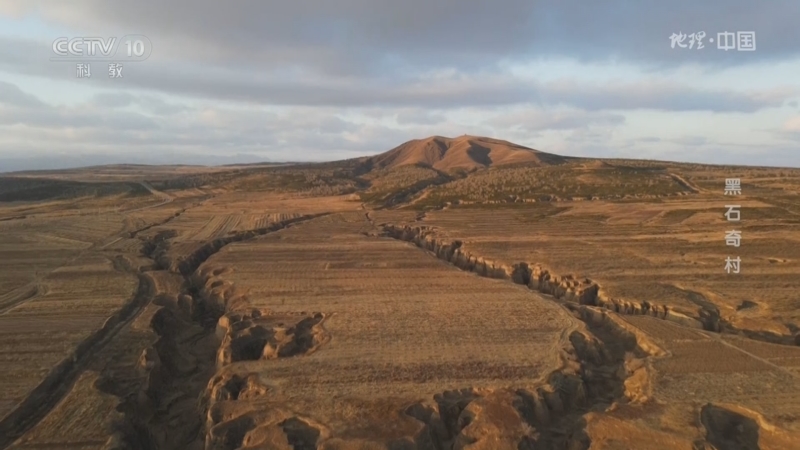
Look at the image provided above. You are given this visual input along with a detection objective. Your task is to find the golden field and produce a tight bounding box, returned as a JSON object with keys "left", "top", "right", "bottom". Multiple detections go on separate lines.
{"left": 1, "top": 136, "right": 799, "bottom": 449}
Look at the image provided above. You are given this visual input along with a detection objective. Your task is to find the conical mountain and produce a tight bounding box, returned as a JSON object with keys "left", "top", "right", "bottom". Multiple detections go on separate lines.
{"left": 368, "top": 135, "right": 566, "bottom": 171}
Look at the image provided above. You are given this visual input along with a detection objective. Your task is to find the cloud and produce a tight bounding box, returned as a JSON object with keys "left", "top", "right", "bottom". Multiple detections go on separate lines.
{"left": 783, "top": 116, "right": 800, "bottom": 132}
{"left": 669, "top": 135, "right": 710, "bottom": 146}
{"left": 136, "top": 96, "right": 191, "bottom": 115}
{"left": 537, "top": 81, "right": 795, "bottom": 112}
{"left": 0, "top": 95, "right": 161, "bottom": 130}
{"left": 395, "top": 109, "right": 447, "bottom": 125}
{"left": 636, "top": 136, "right": 662, "bottom": 143}
{"left": 0, "top": 1, "right": 29, "bottom": 16}
{"left": 565, "top": 127, "right": 616, "bottom": 144}
{"left": 773, "top": 116, "right": 800, "bottom": 142}
{"left": 120, "top": 69, "right": 791, "bottom": 111}
{"left": 2, "top": 81, "right": 798, "bottom": 169}
{"left": 0, "top": 82, "right": 403, "bottom": 163}
{"left": 7, "top": 0, "right": 799, "bottom": 73}
{"left": 89, "top": 92, "right": 192, "bottom": 115}
{"left": 1, "top": 1, "right": 799, "bottom": 169}
{"left": 0, "top": 81, "right": 46, "bottom": 108}
{"left": 90, "top": 92, "right": 135, "bottom": 108}
{"left": 1, "top": 37, "right": 793, "bottom": 113}
{"left": 486, "top": 108, "right": 625, "bottom": 131}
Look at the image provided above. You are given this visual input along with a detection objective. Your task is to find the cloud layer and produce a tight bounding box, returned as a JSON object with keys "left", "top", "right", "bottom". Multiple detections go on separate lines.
{"left": 1, "top": 0, "right": 799, "bottom": 169}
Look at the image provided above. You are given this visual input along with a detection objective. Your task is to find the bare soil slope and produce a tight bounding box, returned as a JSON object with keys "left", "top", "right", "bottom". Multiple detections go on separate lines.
{"left": 368, "top": 135, "right": 567, "bottom": 172}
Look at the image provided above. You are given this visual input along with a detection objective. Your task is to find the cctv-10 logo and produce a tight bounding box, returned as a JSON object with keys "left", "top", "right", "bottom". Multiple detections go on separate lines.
{"left": 51, "top": 35, "right": 152, "bottom": 61}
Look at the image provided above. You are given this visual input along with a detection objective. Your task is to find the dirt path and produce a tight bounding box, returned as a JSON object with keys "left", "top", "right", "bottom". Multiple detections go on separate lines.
{"left": 709, "top": 332, "right": 799, "bottom": 379}
{"left": 668, "top": 172, "right": 703, "bottom": 194}
{"left": 121, "top": 181, "right": 174, "bottom": 214}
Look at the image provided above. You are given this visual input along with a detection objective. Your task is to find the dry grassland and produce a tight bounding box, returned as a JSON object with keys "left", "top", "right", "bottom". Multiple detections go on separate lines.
{"left": 2, "top": 142, "right": 800, "bottom": 449}
{"left": 135, "top": 193, "right": 361, "bottom": 268}
{"left": 0, "top": 253, "right": 138, "bottom": 427}
{"left": 0, "top": 208, "right": 133, "bottom": 309}
{"left": 6, "top": 269, "right": 184, "bottom": 450}
{"left": 373, "top": 163, "right": 800, "bottom": 446}
{"left": 161, "top": 210, "right": 599, "bottom": 449}
{"left": 0, "top": 180, "right": 208, "bottom": 448}
{"left": 415, "top": 188, "right": 800, "bottom": 341}
{"left": 204, "top": 212, "right": 573, "bottom": 436}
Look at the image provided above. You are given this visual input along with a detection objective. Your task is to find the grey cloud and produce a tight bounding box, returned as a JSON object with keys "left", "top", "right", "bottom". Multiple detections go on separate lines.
{"left": 669, "top": 135, "right": 710, "bottom": 146}
{"left": 0, "top": 82, "right": 385, "bottom": 162}
{"left": 395, "top": 109, "right": 447, "bottom": 125}
{"left": 90, "top": 92, "right": 190, "bottom": 115}
{"left": 0, "top": 101, "right": 161, "bottom": 130}
{"left": 0, "top": 36, "right": 793, "bottom": 113}
{"left": 0, "top": 82, "right": 512, "bottom": 167}
{"left": 15, "top": 0, "right": 800, "bottom": 75}
{"left": 91, "top": 92, "right": 136, "bottom": 108}
{"left": 774, "top": 130, "right": 800, "bottom": 143}
{"left": 536, "top": 81, "right": 794, "bottom": 112}
{"left": 136, "top": 96, "right": 191, "bottom": 115}
{"left": 486, "top": 108, "right": 625, "bottom": 131}
{"left": 0, "top": 81, "right": 47, "bottom": 108}
{"left": 565, "top": 127, "right": 615, "bottom": 144}
{"left": 768, "top": 116, "right": 800, "bottom": 142}
{"left": 72, "top": 79, "right": 800, "bottom": 117}
{"left": 127, "top": 73, "right": 796, "bottom": 111}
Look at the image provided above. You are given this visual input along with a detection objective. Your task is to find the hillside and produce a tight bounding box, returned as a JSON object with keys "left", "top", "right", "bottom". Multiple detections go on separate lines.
{"left": 367, "top": 135, "right": 567, "bottom": 171}
{"left": 0, "top": 137, "right": 696, "bottom": 210}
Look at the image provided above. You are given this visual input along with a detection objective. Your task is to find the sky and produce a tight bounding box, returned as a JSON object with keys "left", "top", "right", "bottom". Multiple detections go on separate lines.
{"left": 0, "top": 0, "right": 799, "bottom": 171}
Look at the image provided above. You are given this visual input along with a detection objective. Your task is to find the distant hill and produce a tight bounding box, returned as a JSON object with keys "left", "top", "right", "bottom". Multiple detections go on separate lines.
{"left": 0, "top": 177, "right": 151, "bottom": 202}
{"left": 367, "top": 135, "right": 567, "bottom": 171}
